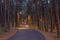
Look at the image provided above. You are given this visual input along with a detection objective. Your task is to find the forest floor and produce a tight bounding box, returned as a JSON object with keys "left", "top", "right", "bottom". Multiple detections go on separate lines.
{"left": 0, "top": 27, "right": 17, "bottom": 40}
{"left": 41, "top": 31, "right": 60, "bottom": 40}
{"left": 30, "top": 25, "right": 60, "bottom": 40}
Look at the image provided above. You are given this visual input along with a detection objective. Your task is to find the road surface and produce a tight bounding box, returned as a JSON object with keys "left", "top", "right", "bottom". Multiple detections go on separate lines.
{"left": 7, "top": 29, "right": 45, "bottom": 40}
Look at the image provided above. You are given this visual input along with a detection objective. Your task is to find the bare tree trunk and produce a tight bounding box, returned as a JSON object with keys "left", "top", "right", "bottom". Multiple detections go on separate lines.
{"left": 50, "top": 0, "right": 54, "bottom": 32}
{"left": 0, "top": 0, "right": 2, "bottom": 31}
{"left": 4, "top": 0, "right": 7, "bottom": 32}
{"left": 55, "top": 2, "right": 60, "bottom": 37}
{"left": 4, "top": 0, "right": 10, "bottom": 32}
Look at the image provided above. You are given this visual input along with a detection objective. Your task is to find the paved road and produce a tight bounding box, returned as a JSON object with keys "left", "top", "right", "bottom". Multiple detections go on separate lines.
{"left": 7, "top": 29, "right": 45, "bottom": 40}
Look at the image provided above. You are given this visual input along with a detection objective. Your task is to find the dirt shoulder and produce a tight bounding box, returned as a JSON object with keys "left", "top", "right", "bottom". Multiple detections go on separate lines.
{"left": 0, "top": 27, "right": 17, "bottom": 40}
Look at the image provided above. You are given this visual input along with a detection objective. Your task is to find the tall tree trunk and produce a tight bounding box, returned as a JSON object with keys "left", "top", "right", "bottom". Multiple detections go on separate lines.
{"left": 4, "top": 0, "right": 10, "bottom": 32}
{"left": 50, "top": 0, "right": 54, "bottom": 32}
{"left": 55, "top": 1, "right": 60, "bottom": 37}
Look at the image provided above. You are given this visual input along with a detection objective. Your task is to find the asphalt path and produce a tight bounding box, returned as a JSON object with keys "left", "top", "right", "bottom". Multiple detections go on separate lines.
{"left": 7, "top": 29, "right": 46, "bottom": 40}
